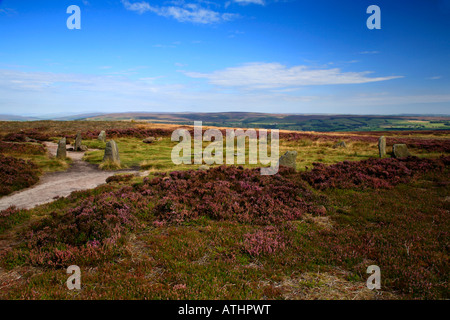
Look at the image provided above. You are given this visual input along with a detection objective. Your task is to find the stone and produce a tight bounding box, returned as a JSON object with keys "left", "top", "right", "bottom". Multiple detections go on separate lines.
{"left": 74, "top": 132, "right": 82, "bottom": 151}
{"left": 378, "top": 136, "right": 386, "bottom": 158}
{"left": 332, "top": 141, "right": 347, "bottom": 149}
{"left": 98, "top": 130, "right": 106, "bottom": 142}
{"left": 103, "top": 140, "right": 120, "bottom": 163}
{"left": 198, "top": 165, "right": 210, "bottom": 171}
{"left": 79, "top": 145, "right": 88, "bottom": 151}
{"left": 25, "top": 137, "right": 38, "bottom": 143}
{"left": 56, "top": 138, "right": 67, "bottom": 159}
{"left": 143, "top": 136, "right": 156, "bottom": 144}
{"left": 393, "top": 144, "right": 411, "bottom": 158}
{"left": 278, "top": 150, "right": 297, "bottom": 170}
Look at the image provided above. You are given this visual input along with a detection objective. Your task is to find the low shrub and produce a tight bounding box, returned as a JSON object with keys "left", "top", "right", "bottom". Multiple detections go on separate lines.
{"left": 242, "top": 226, "right": 289, "bottom": 257}
{"left": 0, "top": 142, "right": 46, "bottom": 155}
{"left": 0, "top": 154, "right": 41, "bottom": 196}
{"left": 302, "top": 156, "right": 449, "bottom": 190}
{"left": 140, "top": 165, "right": 325, "bottom": 225}
{"left": 0, "top": 206, "right": 31, "bottom": 234}
{"left": 15, "top": 191, "right": 145, "bottom": 268}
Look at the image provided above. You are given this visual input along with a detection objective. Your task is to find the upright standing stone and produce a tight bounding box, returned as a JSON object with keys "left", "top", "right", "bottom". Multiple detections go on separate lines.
{"left": 103, "top": 140, "right": 120, "bottom": 163}
{"left": 56, "top": 138, "right": 67, "bottom": 159}
{"left": 378, "top": 136, "right": 386, "bottom": 158}
{"left": 393, "top": 144, "right": 411, "bottom": 158}
{"left": 98, "top": 131, "right": 106, "bottom": 142}
{"left": 332, "top": 141, "right": 347, "bottom": 149}
{"left": 74, "top": 132, "right": 82, "bottom": 151}
{"left": 278, "top": 150, "right": 297, "bottom": 170}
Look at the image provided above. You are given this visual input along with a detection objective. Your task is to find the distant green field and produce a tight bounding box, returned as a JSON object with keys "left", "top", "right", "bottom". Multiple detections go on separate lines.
{"left": 84, "top": 112, "right": 450, "bottom": 132}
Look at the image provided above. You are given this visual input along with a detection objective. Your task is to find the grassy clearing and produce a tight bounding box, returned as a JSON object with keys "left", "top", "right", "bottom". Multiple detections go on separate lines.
{"left": 81, "top": 134, "right": 447, "bottom": 173}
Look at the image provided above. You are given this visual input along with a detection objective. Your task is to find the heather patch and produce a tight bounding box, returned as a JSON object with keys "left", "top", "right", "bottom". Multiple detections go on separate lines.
{"left": 242, "top": 226, "right": 290, "bottom": 257}
{"left": 0, "top": 154, "right": 41, "bottom": 196}
{"left": 302, "top": 156, "right": 449, "bottom": 190}
{"left": 0, "top": 142, "right": 46, "bottom": 155}
{"left": 2, "top": 130, "right": 50, "bottom": 142}
{"left": 2, "top": 190, "right": 146, "bottom": 268}
{"left": 0, "top": 206, "right": 31, "bottom": 234}
{"left": 140, "top": 165, "right": 325, "bottom": 225}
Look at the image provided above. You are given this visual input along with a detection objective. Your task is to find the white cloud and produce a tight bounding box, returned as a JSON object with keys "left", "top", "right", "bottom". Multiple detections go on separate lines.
{"left": 121, "top": 0, "right": 152, "bottom": 14}
{"left": 427, "top": 76, "right": 443, "bottom": 80}
{"left": 121, "top": 0, "right": 239, "bottom": 24}
{"left": 359, "top": 51, "right": 380, "bottom": 55}
{"left": 233, "top": 0, "right": 265, "bottom": 5}
{"left": 0, "top": 68, "right": 448, "bottom": 115}
{"left": 183, "top": 62, "right": 403, "bottom": 89}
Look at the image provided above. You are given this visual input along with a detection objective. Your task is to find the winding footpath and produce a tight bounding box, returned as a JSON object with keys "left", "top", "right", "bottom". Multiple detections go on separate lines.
{"left": 0, "top": 142, "right": 139, "bottom": 211}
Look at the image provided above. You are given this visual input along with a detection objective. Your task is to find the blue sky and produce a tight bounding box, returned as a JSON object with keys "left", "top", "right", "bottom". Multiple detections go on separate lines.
{"left": 0, "top": 0, "right": 449, "bottom": 116}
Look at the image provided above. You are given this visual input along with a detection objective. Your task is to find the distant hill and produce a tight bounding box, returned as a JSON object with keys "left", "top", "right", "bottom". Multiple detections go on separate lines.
{"left": 0, "top": 114, "right": 39, "bottom": 121}
{"left": 81, "top": 112, "right": 450, "bottom": 132}
{"left": 2, "top": 112, "right": 449, "bottom": 132}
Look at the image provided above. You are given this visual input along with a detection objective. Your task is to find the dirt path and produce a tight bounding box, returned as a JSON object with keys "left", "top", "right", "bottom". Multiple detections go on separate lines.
{"left": 0, "top": 142, "right": 141, "bottom": 211}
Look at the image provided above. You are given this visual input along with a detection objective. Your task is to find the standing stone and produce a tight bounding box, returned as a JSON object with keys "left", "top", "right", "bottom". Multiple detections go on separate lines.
{"left": 74, "top": 132, "right": 82, "bottom": 151}
{"left": 98, "top": 131, "right": 106, "bottom": 142}
{"left": 278, "top": 150, "right": 297, "bottom": 170}
{"left": 378, "top": 136, "right": 386, "bottom": 158}
{"left": 393, "top": 144, "right": 411, "bottom": 158}
{"left": 56, "top": 138, "right": 67, "bottom": 159}
{"left": 103, "top": 140, "right": 120, "bottom": 163}
{"left": 332, "top": 141, "right": 347, "bottom": 149}
{"left": 143, "top": 136, "right": 156, "bottom": 144}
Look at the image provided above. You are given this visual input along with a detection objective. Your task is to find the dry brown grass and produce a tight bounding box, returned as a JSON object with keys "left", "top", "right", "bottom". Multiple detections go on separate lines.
{"left": 265, "top": 269, "right": 400, "bottom": 300}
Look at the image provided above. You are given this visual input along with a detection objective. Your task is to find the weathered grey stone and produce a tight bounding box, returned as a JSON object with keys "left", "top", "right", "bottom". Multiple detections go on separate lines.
{"left": 378, "top": 136, "right": 386, "bottom": 158}
{"left": 98, "top": 131, "right": 106, "bottom": 142}
{"left": 393, "top": 144, "right": 411, "bottom": 158}
{"left": 56, "top": 138, "right": 67, "bottom": 159}
{"left": 143, "top": 136, "right": 156, "bottom": 144}
{"left": 103, "top": 140, "right": 120, "bottom": 163}
{"left": 332, "top": 141, "right": 347, "bottom": 149}
{"left": 25, "top": 137, "right": 38, "bottom": 143}
{"left": 279, "top": 150, "right": 297, "bottom": 170}
{"left": 74, "top": 132, "right": 82, "bottom": 151}
{"left": 79, "top": 145, "right": 88, "bottom": 152}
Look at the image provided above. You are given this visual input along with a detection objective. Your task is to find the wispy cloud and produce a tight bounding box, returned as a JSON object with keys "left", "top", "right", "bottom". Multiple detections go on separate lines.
{"left": 183, "top": 62, "right": 403, "bottom": 90}
{"left": 359, "top": 51, "right": 380, "bottom": 55}
{"left": 121, "top": 0, "right": 239, "bottom": 24}
{"left": 0, "top": 68, "right": 447, "bottom": 115}
{"left": 233, "top": 0, "right": 265, "bottom": 6}
{"left": 426, "top": 76, "right": 443, "bottom": 80}
{"left": 0, "top": 8, "right": 17, "bottom": 15}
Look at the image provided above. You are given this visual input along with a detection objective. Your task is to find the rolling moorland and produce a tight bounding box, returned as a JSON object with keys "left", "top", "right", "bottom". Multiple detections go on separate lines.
{"left": 0, "top": 120, "right": 448, "bottom": 299}
{"left": 2, "top": 112, "right": 450, "bottom": 132}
